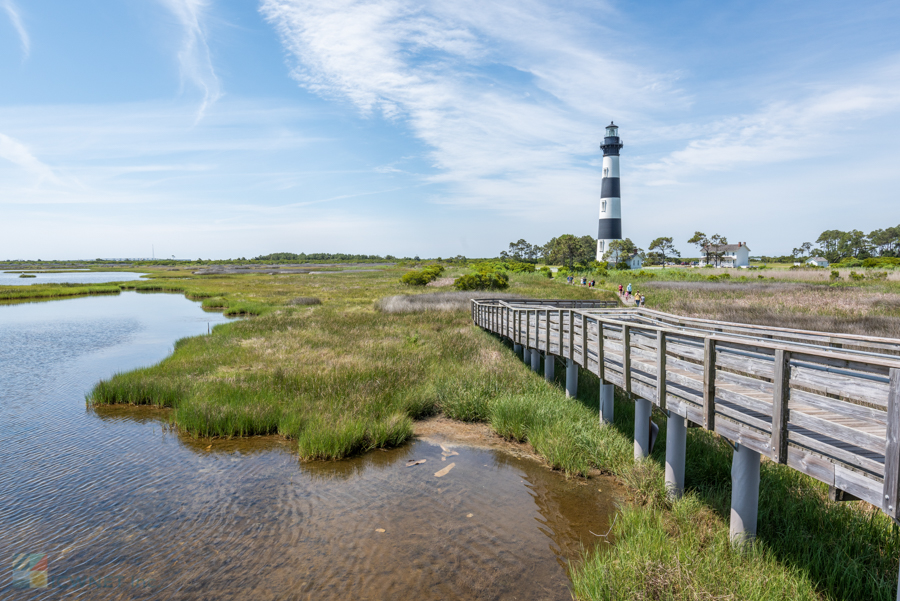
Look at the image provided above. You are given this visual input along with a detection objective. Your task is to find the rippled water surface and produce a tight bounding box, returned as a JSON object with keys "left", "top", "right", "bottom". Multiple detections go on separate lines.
{"left": 0, "top": 293, "right": 618, "bottom": 600}
{"left": 0, "top": 271, "right": 148, "bottom": 286}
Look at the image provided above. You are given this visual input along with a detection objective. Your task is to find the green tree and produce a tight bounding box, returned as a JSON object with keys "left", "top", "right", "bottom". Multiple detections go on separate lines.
{"left": 648, "top": 237, "right": 680, "bottom": 266}
{"left": 869, "top": 226, "right": 900, "bottom": 257}
{"left": 501, "top": 239, "right": 540, "bottom": 262}
{"left": 838, "top": 229, "right": 870, "bottom": 259}
{"left": 688, "top": 231, "right": 711, "bottom": 265}
{"left": 815, "top": 230, "right": 844, "bottom": 262}
{"left": 543, "top": 234, "right": 595, "bottom": 268}
{"left": 707, "top": 234, "right": 728, "bottom": 267}
{"left": 602, "top": 238, "right": 640, "bottom": 266}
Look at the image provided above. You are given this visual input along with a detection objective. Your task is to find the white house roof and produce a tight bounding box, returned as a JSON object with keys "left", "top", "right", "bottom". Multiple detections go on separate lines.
{"left": 808, "top": 257, "right": 828, "bottom": 262}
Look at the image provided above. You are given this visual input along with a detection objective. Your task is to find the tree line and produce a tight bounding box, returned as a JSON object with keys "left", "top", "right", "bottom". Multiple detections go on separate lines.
{"left": 794, "top": 227, "right": 900, "bottom": 263}
{"left": 500, "top": 235, "right": 684, "bottom": 269}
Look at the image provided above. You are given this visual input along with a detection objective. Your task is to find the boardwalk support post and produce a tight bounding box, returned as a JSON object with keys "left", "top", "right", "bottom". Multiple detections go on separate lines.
{"left": 531, "top": 348, "right": 541, "bottom": 372}
{"left": 634, "top": 397, "right": 652, "bottom": 459}
{"left": 600, "top": 382, "right": 615, "bottom": 424}
{"left": 665, "top": 411, "right": 687, "bottom": 499}
{"left": 514, "top": 343, "right": 523, "bottom": 355}
{"left": 565, "top": 359, "right": 578, "bottom": 398}
{"left": 544, "top": 353, "right": 555, "bottom": 382}
{"left": 730, "top": 443, "right": 761, "bottom": 546}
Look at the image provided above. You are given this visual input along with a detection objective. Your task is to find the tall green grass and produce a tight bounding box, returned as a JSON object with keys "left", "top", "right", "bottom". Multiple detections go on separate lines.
{"left": 83, "top": 267, "right": 900, "bottom": 599}
{"left": 0, "top": 283, "right": 121, "bottom": 302}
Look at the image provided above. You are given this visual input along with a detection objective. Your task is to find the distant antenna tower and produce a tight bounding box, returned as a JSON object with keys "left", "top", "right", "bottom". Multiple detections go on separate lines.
{"left": 152, "top": 245, "right": 155, "bottom": 259}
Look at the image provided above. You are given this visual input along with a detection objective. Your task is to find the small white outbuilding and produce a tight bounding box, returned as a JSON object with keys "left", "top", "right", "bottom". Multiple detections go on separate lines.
{"left": 807, "top": 257, "right": 829, "bottom": 267}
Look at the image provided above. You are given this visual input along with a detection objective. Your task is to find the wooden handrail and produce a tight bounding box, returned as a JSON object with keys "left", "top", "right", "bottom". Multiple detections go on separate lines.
{"left": 472, "top": 298, "right": 900, "bottom": 521}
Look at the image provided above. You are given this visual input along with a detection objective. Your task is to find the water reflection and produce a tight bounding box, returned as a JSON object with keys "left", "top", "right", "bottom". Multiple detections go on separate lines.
{"left": 0, "top": 292, "right": 618, "bottom": 600}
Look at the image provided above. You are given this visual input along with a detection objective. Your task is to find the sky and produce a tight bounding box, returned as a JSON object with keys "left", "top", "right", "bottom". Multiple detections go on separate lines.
{"left": 1, "top": 0, "right": 899, "bottom": 260}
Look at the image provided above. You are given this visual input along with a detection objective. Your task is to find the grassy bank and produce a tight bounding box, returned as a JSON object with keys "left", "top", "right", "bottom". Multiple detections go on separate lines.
{"left": 0, "top": 283, "right": 122, "bottom": 303}
{"left": 83, "top": 266, "right": 900, "bottom": 599}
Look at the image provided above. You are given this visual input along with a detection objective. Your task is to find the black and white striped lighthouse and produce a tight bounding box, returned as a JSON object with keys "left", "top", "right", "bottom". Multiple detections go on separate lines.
{"left": 596, "top": 122, "right": 623, "bottom": 262}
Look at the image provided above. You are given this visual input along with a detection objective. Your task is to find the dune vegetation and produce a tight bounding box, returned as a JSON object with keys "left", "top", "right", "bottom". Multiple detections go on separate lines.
{"left": 29, "top": 262, "right": 895, "bottom": 600}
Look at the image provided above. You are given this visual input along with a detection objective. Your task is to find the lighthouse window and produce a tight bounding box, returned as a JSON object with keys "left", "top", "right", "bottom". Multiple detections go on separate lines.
{"left": 598, "top": 241, "right": 604, "bottom": 252}
{"left": 603, "top": 167, "right": 608, "bottom": 177}
{"left": 602, "top": 200, "right": 607, "bottom": 212}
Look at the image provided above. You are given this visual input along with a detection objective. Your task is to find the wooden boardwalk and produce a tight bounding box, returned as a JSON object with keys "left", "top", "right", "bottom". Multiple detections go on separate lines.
{"left": 471, "top": 298, "right": 900, "bottom": 521}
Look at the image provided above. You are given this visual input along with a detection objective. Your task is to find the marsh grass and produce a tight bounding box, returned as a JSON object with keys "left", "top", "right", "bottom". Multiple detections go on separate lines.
{"left": 0, "top": 283, "right": 121, "bottom": 302}
{"left": 84, "top": 266, "right": 900, "bottom": 599}
{"left": 376, "top": 290, "right": 524, "bottom": 313}
{"left": 623, "top": 278, "right": 900, "bottom": 338}
{"left": 568, "top": 385, "right": 900, "bottom": 600}
{"left": 286, "top": 296, "right": 322, "bottom": 305}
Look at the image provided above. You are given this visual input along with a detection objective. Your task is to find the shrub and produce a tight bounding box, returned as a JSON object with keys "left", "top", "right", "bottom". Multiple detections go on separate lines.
{"left": 838, "top": 258, "right": 863, "bottom": 268}
{"left": 589, "top": 261, "right": 608, "bottom": 276}
{"left": 400, "top": 264, "right": 444, "bottom": 286}
{"left": 830, "top": 270, "right": 841, "bottom": 281}
{"left": 539, "top": 266, "right": 552, "bottom": 278}
{"left": 453, "top": 272, "right": 510, "bottom": 291}
{"left": 868, "top": 271, "right": 888, "bottom": 281}
{"left": 849, "top": 271, "right": 864, "bottom": 281}
{"left": 471, "top": 260, "right": 533, "bottom": 274}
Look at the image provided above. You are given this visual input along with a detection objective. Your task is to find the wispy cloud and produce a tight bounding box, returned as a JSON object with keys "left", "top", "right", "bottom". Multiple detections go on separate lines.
{"left": 259, "top": 0, "right": 679, "bottom": 215}
{"left": 260, "top": 0, "right": 900, "bottom": 231}
{"left": 0, "top": 132, "right": 57, "bottom": 184}
{"left": 638, "top": 62, "right": 900, "bottom": 184}
{"left": 1, "top": 0, "right": 30, "bottom": 59}
{"left": 158, "top": 0, "right": 221, "bottom": 121}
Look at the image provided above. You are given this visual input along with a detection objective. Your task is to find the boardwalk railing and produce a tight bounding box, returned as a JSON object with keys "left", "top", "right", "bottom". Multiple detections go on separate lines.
{"left": 471, "top": 298, "right": 900, "bottom": 538}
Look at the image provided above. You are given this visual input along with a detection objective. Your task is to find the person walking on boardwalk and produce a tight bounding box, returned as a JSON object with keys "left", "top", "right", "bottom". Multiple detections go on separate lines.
{"left": 618, "top": 284, "right": 623, "bottom": 296}
{"left": 626, "top": 283, "right": 632, "bottom": 300}
{"left": 635, "top": 292, "right": 641, "bottom": 307}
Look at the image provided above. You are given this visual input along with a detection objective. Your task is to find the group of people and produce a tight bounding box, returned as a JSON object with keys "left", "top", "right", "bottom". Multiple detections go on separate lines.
{"left": 618, "top": 283, "right": 646, "bottom": 307}
{"left": 562, "top": 274, "right": 645, "bottom": 304}
{"left": 566, "top": 275, "right": 597, "bottom": 287}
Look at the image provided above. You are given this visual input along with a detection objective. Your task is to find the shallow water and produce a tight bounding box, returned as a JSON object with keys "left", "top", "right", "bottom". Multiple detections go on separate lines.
{"left": 0, "top": 292, "right": 618, "bottom": 600}
{"left": 0, "top": 271, "right": 148, "bottom": 286}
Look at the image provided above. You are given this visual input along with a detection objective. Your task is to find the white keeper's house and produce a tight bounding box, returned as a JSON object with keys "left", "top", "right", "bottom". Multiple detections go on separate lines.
{"left": 807, "top": 257, "right": 829, "bottom": 267}
{"left": 699, "top": 242, "right": 750, "bottom": 268}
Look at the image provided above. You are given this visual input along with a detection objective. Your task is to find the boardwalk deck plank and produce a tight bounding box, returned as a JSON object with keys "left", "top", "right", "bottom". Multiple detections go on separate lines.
{"left": 474, "top": 300, "right": 900, "bottom": 516}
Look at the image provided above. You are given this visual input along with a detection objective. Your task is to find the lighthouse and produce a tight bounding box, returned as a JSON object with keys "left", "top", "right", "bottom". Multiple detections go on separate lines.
{"left": 596, "top": 122, "right": 623, "bottom": 262}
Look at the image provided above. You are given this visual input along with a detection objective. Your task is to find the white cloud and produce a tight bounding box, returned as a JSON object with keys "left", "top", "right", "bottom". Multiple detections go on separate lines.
{"left": 637, "top": 61, "right": 900, "bottom": 183}
{"left": 259, "top": 0, "right": 678, "bottom": 216}
{"left": 0, "top": 132, "right": 57, "bottom": 184}
{"left": 1, "top": 0, "right": 29, "bottom": 59}
{"left": 158, "top": 0, "right": 222, "bottom": 121}
{"left": 260, "top": 0, "right": 900, "bottom": 239}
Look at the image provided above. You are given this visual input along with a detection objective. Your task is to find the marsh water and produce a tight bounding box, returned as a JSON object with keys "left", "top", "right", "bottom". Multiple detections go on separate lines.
{"left": 0, "top": 271, "right": 148, "bottom": 286}
{"left": 0, "top": 292, "right": 618, "bottom": 600}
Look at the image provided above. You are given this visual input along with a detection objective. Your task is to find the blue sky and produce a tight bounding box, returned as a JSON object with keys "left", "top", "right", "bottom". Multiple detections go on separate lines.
{"left": 1, "top": 0, "right": 899, "bottom": 260}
